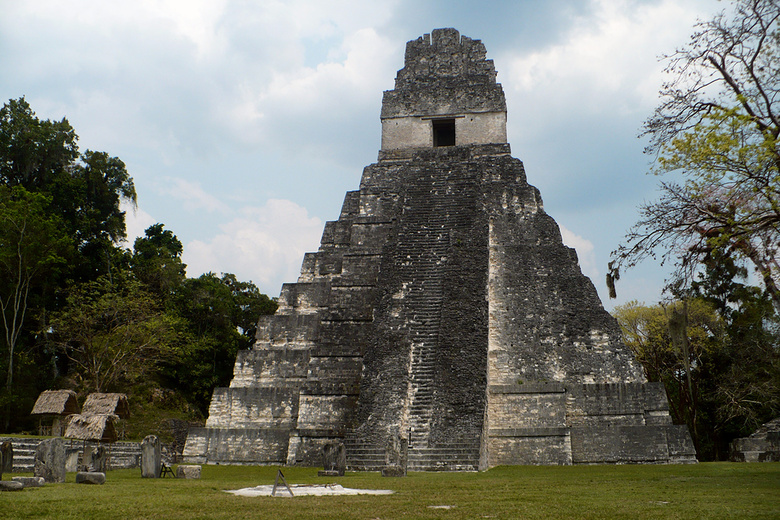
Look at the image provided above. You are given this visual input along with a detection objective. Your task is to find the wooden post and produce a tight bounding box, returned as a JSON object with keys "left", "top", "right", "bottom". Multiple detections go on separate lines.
{"left": 271, "top": 469, "right": 294, "bottom": 497}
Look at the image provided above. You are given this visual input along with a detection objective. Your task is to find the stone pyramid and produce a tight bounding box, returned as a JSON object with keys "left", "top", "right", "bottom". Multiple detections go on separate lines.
{"left": 184, "top": 28, "right": 696, "bottom": 470}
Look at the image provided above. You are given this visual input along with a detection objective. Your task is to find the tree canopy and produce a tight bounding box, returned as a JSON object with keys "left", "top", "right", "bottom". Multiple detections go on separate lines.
{"left": 0, "top": 98, "right": 277, "bottom": 435}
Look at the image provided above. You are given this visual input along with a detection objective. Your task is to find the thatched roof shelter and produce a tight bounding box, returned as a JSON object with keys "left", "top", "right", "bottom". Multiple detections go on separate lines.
{"left": 82, "top": 393, "right": 129, "bottom": 419}
{"left": 63, "top": 414, "right": 118, "bottom": 443}
{"left": 30, "top": 390, "right": 79, "bottom": 416}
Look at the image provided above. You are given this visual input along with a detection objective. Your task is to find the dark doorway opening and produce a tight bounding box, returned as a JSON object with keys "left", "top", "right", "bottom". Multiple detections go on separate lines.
{"left": 432, "top": 119, "right": 456, "bottom": 147}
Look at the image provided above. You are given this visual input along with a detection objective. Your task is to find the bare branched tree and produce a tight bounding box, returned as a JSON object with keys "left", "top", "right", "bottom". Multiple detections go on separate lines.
{"left": 610, "top": 0, "right": 780, "bottom": 309}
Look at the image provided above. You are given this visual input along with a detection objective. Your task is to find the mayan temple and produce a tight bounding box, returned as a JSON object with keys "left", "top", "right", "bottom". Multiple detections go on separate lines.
{"left": 183, "top": 28, "right": 696, "bottom": 470}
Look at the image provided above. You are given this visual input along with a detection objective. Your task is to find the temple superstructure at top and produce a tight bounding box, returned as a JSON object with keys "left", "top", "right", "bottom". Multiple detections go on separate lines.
{"left": 380, "top": 29, "right": 507, "bottom": 152}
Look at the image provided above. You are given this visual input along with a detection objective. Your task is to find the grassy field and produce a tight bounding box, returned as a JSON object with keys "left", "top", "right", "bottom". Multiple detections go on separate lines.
{"left": 1, "top": 463, "right": 778, "bottom": 520}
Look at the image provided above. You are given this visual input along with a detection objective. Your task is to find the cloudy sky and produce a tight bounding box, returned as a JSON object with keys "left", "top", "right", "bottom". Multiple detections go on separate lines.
{"left": 1, "top": 0, "right": 725, "bottom": 309}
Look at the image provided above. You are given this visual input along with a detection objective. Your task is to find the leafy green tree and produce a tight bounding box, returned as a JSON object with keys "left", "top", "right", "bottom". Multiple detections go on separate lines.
{"left": 163, "top": 272, "right": 276, "bottom": 414}
{"left": 131, "top": 223, "right": 187, "bottom": 300}
{"left": 609, "top": 0, "right": 780, "bottom": 309}
{"left": 0, "top": 98, "right": 78, "bottom": 188}
{"left": 50, "top": 275, "right": 181, "bottom": 394}
{"left": 613, "top": 298, "right": 726, "bottom": 456}
{"left": 0, "top": 97, "right": 136, "bottom": 283}
{"left": 691, "top": 250, "right": 780, "bottom": 453}
{"left": 0, "top": 186, "right": 71, "bottom": 429}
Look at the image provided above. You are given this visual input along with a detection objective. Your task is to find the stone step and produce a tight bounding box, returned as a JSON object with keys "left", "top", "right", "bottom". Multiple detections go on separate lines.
{"left": 408, "top": 451, "right": 480, "bottom": 460}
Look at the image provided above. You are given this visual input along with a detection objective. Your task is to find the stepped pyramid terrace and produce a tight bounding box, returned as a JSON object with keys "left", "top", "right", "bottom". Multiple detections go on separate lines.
{"left": 183, "top": 28, "right": 697, "bottom": 470}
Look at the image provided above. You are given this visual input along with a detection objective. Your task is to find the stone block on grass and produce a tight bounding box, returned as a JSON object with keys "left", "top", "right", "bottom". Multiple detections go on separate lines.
{"left": 1, "top": 441, "right": 12, "bottom": 476}
{"left": 0, "top": 480, "right": 24, "bottom": 491}
{"left": 317, "top": 469, "right": 341, "bottom": 477}
{"left": 76, "top": 472, "right": 106, "bottom": 485}
{"left": 321, "top": 442, "right": 346, "bottom": 476}
{"left": 176, "top": 465, "right": 201, "bottom": 479}
{"left": 65, "top": 448, "right": 80, "bottom": 473}
{"left": 12, "top": 476, "right": 45, "bottom": 488}
{"left": 381, "top": 465, "right": 406, "bottom": 477}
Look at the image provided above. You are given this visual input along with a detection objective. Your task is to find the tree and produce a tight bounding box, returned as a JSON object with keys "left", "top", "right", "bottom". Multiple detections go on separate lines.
{"left": 0, "top": 97, "right": 136, "bottom": 283}
{"left": 0, "top": 98, "right": 78, "bottom": 189}
{"left": 691, "top": 250, "right": 780, "bottom": 446}
{"left": 609, "top": 0, "right": 780, "bottom": 309}
{"left": 131, "top": 223, "right": 186, "bottom": 300}
{"left": 613, "top": 298, "right": 726, "bottom": 456}
{"left": 0, "top": 186, "right": 71, "bottom": 428}
{"left": 163, "top": 272, "right": 277, "bottom": 414}
{"left": 50, "top": 275, "right": 180, "bottom": 393}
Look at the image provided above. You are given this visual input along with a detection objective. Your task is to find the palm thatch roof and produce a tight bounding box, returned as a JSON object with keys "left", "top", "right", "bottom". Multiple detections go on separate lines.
{"left": 82, "top": 393, "right": 129, "bottom": 419}
{"left": 30, "top": 390, "right": 79, "bottom": 416}
{"left": 63, "top": 414, "right": 118, "bottom": 443}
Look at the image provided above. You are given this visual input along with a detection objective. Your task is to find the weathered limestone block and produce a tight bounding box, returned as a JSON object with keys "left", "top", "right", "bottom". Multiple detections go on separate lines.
{"left": 182, "top": 428, "right": 290, "bottom": 464}
{"left": 321, "top": 443, "right": 346, "bottom": 476}
{"left": 0, "top": 480, "right": 23, "bottom": 491}
{"left": 141, "top": 435, "right": 161, "bottom": 478}
{"left": 277, "top": 283, "right": 330, "bottom": 313}
{"left": 34, "top": 438, "right": 66, "bottom": 483}
{"left": 176, "top": 465, "right": 201, "bottom": 479}
{"left": 381, "top": 465, "right": 406, "bottom": 477}
{"left": 76, "top": 471, "right": 106, "bottom": 484}
{"left": 13, "top": 476, "right": 45, "bottom": 488}
{"left": 229, "top": 348, "right": 311, "bottom": 388}
{"left": 0, "top": 441, "right": 12, "bottom": 476}
{"left": 205, "top": 387, "right": 300, "bottom": 429}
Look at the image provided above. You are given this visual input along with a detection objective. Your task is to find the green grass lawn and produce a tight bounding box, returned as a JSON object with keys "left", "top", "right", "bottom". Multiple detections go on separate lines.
{"left": 2, "top": 463, "right": 778, "bottom": 520}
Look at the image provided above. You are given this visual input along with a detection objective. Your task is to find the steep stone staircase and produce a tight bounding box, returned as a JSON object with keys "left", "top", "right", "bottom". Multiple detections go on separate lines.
{"left": 343, "top": 434, "right": 386, "bottom": 471}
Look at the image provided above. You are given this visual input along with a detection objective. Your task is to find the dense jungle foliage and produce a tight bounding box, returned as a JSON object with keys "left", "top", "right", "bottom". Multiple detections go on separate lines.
{"left": 0, "top": 98, "right": 276, "bottom": 440}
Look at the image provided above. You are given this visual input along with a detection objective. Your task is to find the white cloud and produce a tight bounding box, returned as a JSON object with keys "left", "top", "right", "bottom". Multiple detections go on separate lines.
{"left": 157, "top": 177, "right": 231, "bottom": 213}
{"left": 223, "top": 26, "right": 398, "bottom": 157}
{"left": 559, "top": 224, "right": 598, "bottom": 282}
{"left": 501, "top": 0, "right": 708, "bottom": 121}
{"left": 183, "top": 199, "right": 323, "bottom": 293}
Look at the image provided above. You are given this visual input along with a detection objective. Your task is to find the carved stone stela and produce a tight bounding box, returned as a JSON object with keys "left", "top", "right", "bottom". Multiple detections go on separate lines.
{"left": 184, "top": 28, "right": 696, "bottom": 470}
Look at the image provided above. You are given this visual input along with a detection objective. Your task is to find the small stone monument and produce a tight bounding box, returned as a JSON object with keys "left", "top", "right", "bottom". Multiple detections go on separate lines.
{"left": 318, "top": 442, "right": 346, "bottom": 477}
{"left": 176, "top": 465, "right": 201, "bottom": 479}
{"left": 34, "top": 438, "right": 66, "bottom": 483}
{"left": 141, "top": 435, "right": 161, "bottom": 478}
{"left": 0, "top": 441, "right": 12, "bottom": 476}
{"left": 88, "top": 446, "right": 108, "bottom": 473}
{"left": 76, "top": 471, "right": 106, "bottom": 485}
{"left": 381, "top": 436, "right": 406, "bottom": 477}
